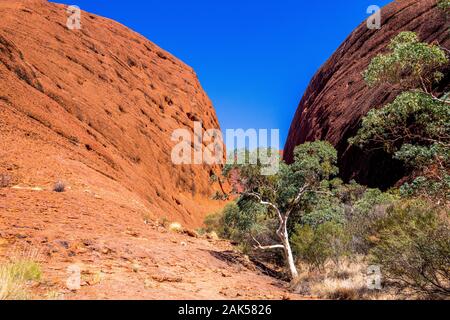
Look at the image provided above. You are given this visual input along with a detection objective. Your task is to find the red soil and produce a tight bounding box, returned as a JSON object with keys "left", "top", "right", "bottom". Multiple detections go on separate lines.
{"left": 0, "top": 187, "right": 304, "bottom": 299}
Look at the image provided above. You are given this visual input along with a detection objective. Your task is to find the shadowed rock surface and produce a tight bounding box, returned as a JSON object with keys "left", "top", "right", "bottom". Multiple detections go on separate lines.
{"left": 284, "top": 0, "right": 449, "bottom": 188}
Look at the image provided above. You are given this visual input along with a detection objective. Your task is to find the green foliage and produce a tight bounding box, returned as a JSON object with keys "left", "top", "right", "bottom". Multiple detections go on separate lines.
{"left": 400, "top": 173, "right": 450, "bottom": 202}
{"left": 291, "top": 141, "right": 339, "bottom": 181}
{"left": 212, "top": 134, "right": 449, "bottom": 296}
{"left": 371, "top": 200, "right": 450, "bottom": 298}
{"left": 216, "top": 142, "right": 343, "bottom": 274}
{"left": 292, "top": 222, "right": 350, "bottom": 270}
{"left": 438, "top": 0, "right": 450, "bottom": 10}
{"left": 363, "top": 31, "right": 448, "bottom": 89}
{"left": 349, "top": 91, "right": 449, "bottom": 153}
{"left": 279, "top": 141, "right": 339, "bottom": 220}
{"left": 353, "top": 188, "right": 397, "bottom": 215}
{"left": 10, "top": 260, "right": 42, "bottom": 282}
{"left": 0, "top": 258, "right": 42, "bottom": 300}
{"left": 204, "top": 202, "right": 271, "bottom": 245}
{"left": 350, "top": 91, "right": 449, "bottom": 201}
{"left": 204, "top": 203, "right": 244, "bottom": 238}
{"left": 223, "top": 201, "right": 264, "bottom": 240}
{"left": 223, "top": 141, "right": 340, "bottom": 234}
{"left": 351, "top": 31, "right": 450, "bottom": 201}
{"left": 300, "top": 196, "right": 345, "bottom": 228}
{"left": 203, "top": 211, "right": 224, "bottom": 234}
{"left": 345, "top": 189, "right": 398, "bottom": 253}
{"left": 217, "top": 142, "right": 400, "bottom": 271}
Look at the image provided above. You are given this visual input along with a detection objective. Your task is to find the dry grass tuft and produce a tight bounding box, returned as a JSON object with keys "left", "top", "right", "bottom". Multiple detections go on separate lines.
{"left": 0, "top": 247, "right": 42, "bottom": 300}
{"left": 292, "top": 257, "right": 396, "bottom": 300}
{"left": 168, "top": 222, "right": 183, "bottom": 233}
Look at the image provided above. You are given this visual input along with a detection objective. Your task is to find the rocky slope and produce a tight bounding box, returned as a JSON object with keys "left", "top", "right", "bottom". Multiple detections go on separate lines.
{"left": 284, "top": 0, "right": 449, "bottom": 188}
{"left": 0, "top": 0, "right": 297, "bottom": 300}
{"left": 0, "top": 187, "right": 302, "bottom": 299}
{"left": 0, "top": 0, "right": 225, "bottom": 227}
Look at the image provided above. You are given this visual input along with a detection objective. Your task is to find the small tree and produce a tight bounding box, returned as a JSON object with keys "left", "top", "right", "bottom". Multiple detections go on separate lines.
{"left": 224, "top": 142, "right": 339, "bottom": 280}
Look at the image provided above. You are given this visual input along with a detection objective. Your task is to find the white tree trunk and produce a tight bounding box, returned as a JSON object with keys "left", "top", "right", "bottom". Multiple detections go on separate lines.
{"left": 247, "top": 192, "right": 300, "bottom": 280}
{"left": 278, "top": 219, "right": 299, "bottom": 280}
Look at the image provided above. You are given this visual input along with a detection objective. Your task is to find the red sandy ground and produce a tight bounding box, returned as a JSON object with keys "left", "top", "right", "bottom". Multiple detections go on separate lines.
{"left": 0, "top": 187, "right": 307, "bottom": 300}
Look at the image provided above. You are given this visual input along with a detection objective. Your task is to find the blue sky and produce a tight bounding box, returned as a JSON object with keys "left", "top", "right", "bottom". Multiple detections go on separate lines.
{"left": 55, "top": 0, "right": 391, "bottom": 148}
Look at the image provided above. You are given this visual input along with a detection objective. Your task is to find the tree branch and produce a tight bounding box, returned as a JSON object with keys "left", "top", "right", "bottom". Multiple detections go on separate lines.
{"left": 245, "top": 192, "right": 283, "bottom": 223}
{"left": 252, "top": 236, "right": 284, "bottom": 250}
{"left": 285, "top": 183, "right": 310, "bottom": 219}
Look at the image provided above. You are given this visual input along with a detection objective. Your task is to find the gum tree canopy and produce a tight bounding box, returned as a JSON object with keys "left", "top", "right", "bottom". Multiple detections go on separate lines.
{"left": 224, "top": 142, "right": 339, "bottom": 279}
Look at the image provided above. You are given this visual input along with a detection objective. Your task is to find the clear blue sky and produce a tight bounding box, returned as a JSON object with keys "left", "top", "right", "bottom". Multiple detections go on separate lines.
{"left": 55, "top": 0, "right": 391, "bottom": 148}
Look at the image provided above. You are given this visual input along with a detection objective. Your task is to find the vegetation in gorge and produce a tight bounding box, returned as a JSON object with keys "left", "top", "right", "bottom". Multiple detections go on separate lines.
{"left": 351, "top": 31, "right": 450, "bottom": 203}
{"left": 205, "top": 31, "right": 450, "bottom": 299}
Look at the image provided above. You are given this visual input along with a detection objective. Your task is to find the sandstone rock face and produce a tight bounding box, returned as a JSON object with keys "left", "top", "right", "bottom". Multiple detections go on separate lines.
{"left": 284, "top": 0, "right": 449, "bottom": 188}
{"left": 0, "top": 0, "right": 224, "bottom": 226}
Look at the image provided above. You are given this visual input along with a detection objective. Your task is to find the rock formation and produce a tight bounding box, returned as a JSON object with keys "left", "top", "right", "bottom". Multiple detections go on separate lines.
{"left": 284, "top": 0, "right": 449, "bottom": 188}
{"left": 0, "top": 0, "right": 224, "bottom": 226}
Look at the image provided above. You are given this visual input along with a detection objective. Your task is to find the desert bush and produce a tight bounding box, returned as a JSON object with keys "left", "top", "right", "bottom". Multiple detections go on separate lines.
{"left": 204, "top": 202, "right": 270, "bottom": 244}
{"left": 371, "top": 200, "right": 450, "bottom": 298}
{"left": 0, "top": 173, "right": 12, "bottom": 188}
{"left": 203, "top": 212, "right": 223, "bottom": 234}
{"left": 345, "top": 189, "right": 398, "bottom": 253}
{"left": 291, "top": 222, "right": 350, "bottom": 270}
{"left": 168, "top": 222, "right": 183, "bottom": 233}
{"left": 299, "top": 196, "right": 345, "bottom": 228}
{"left": 53, "top": 181, "right": 66, "bottom": 193}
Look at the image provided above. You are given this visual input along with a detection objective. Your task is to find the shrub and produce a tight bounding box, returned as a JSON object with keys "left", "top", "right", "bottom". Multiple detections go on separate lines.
{"left": 168, "top": 222, "right": 183, "bottom": 233}
{"left": 371, "top": 200, "right": 450, "bottom": 298}
{"left": 362, "top": 31, "right": 448, "bottom": 88}
{"left": 53, "top": 181, "right": 65, "bottom": 193}
{"left": 345, "top": 189, "right": 397, "bottom": 253}
{"left": 203, "top": 212, "right": 224, "bottom": 234}
{"left": 0, "top": 173, "right": 12, "bottom": 188}
{"left": 292, "top": 222, "right": 350, "bottom": 270}
{"left": 204, "top": 202, "right": 266, "bottom": 242}
{"left": 300, "top": 196, "right": 345, "bottom": 228}
{"left": 438, "top": 0, "right": 450, "bottom": 11}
